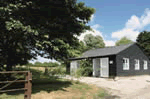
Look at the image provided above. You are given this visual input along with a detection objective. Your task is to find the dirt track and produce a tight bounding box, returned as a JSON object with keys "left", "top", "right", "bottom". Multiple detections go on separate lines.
{"left": 62, "top": 75, "right": 150, "bottom": 99}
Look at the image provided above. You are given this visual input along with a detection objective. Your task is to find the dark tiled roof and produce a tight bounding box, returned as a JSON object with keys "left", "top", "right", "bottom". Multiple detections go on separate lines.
{"left": 70, "top": 43, "right": 135, "bottom": 60}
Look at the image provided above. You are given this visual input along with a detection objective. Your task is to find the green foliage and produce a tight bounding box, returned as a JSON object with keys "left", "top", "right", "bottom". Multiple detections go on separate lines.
{"left": 34, "top": 62, "right": 42, "bottom": 66}
{"left": 62, "top": 40, "right": 88, "bottom": 74}
{"left": 136, "top": 31, "right": 150, "bottom": 59}
{"left": 74, "top": 68, "right": 83, "bottom": 78}
{"left": 93, "top": 89, "right": 108, "bottom": 99}
{"left": 84, "top": 34, "right": 105, "bottom": 50}
{"left": 27, "top": 63, "right": 33, "bottom": 66}
{"left": 49, "top": 66, "right": 66, "bottom": 76}
{"left": 115, "top": 36, "right": 133, "bottom": 46}
{"left": 70, "top": 33, "right": 105, "bottom": 77}
{"left": 26, "top": 61, "right": 60, "bottom": 67}
{"left": 80, "top": 59, "right": 92, "bottom": 68}
{"left": 76, "top": 67, "right": 93, "bottom": 77}
{"left": 0, "top": 0, "right": 95, "bottom": 71}
{"left": 70, "top": 34, "right": 105, "bottom": 77}
{"left": 77, "top": 59, "right": 93, "bottom": 77}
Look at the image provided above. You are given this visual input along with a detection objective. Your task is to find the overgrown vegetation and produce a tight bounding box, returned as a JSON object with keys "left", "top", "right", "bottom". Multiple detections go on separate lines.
{"left": 80, "top": 59, "right": 93, "bottom": 76}
{"left": 48, "top": 66, "right": 66, "bottom": 76}
{"left": 74, "top": 59, "right": 93, "bottom": 78}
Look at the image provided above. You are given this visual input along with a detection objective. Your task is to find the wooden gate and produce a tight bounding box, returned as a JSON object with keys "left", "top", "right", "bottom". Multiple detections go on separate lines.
{"left": 0, "top": 71, "right": 32, "bottom": 99}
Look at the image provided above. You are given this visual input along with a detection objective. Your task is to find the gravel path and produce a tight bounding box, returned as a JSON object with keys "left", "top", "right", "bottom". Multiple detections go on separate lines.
{"left": 61, "top": 75, "right": 150, "bottom": 99}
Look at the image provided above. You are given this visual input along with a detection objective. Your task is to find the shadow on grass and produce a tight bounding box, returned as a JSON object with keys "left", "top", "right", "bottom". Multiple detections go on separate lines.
{"left": 0, "top": 67, "right": 72, "bottom": 96}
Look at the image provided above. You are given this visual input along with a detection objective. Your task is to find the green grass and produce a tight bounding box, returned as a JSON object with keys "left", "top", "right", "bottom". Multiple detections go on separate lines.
{"left": 0, "top": 67, "right": 109, "bottom": 99}
{"left": 71, "top": 82, "right": 92, "bottom": 90}
{"left": 93, "top": 90, "right": 108, "bottom": 99}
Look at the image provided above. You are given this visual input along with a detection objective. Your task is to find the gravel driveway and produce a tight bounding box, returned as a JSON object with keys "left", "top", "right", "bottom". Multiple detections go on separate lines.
{"left": 61, "top": 75, "right": 150, "bottom": 99}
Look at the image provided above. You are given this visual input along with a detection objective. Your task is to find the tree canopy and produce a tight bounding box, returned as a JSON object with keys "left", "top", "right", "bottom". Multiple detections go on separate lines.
{"left": 115, "top": 37, "right": 133, "bottom": 46}
{"left": 136, "top": 31, "right": 150, "bottom": 59}
{"left": 83, "top": 34, "right": 105, "bottom": 50}
{"left": 0, "top": 0, "right": 95, "bottom": 70}
{"left": 72, "top": 34, "right": 105, "bottom": 76}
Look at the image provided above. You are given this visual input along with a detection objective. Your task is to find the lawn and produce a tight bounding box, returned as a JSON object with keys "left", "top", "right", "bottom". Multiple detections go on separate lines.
{"left": 0, "top": 67, "right": 109, "bottom": 99}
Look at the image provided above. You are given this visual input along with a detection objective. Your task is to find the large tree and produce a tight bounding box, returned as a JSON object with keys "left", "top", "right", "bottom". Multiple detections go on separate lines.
{"left": 136, "top": 31, "right": 150, "bottom": 59}
{"left": 72, "top": 34, "right": 105, "bottom": 76}
{"left": 84, "top": 34, "right": 105, "bottom": 50}
{"left": 115, "top": 37, "right": 133, "bottom": 46}
{"left": 0, "top": 0, "right": 95, "bottom": 71}
{"left": 62, "top": 40, "right": 88, "bottom": 73}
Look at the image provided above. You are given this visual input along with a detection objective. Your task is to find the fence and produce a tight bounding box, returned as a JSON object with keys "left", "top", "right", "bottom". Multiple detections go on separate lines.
{"left": 0, "top": 71, "right": 32, "bottom": 99}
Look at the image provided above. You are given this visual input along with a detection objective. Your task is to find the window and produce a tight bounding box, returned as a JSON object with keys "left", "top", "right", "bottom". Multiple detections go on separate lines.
{"left": 144, "top": 60, "right": 148, "bottom": 70}
{"left": 135, "top": 59, "right": 140, "bottom": 70}
{"left": 123, "top": 58, "right": 129, "bottom": 70}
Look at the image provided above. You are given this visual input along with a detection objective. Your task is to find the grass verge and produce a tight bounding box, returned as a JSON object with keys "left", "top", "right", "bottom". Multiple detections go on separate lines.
{"left": 0, "top": 67, "right": 109, "bottom": 99}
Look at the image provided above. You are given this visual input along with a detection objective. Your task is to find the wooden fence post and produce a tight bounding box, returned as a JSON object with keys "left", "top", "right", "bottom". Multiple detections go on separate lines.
{"left": 24, "top": 72, "right": 32, "bottom": 99}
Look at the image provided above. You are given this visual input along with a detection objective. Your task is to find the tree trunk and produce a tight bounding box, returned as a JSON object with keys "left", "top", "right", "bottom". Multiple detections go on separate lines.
{"left": 44, "top": 67, "right": 48, "bottom": 75}
{"left": 65, "top": 61, "right": 70, "bottom": 74}
{"left": 6, "top": 64, "right": 12, "bottom": 71}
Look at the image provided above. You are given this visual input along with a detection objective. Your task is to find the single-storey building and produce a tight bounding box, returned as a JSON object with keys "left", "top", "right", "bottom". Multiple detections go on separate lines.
{"left": 69, "top": 43, "right": 150, "bottom": 78}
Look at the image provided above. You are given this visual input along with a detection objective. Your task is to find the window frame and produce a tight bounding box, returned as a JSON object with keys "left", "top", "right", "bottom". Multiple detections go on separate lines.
{"left": 144, "top": 60, "right": 148, "bottom": 70}
{"left": 135, "top": 59, "right": 140, "bottom": 70}
{"left": 123, "top": 58, "right": 129, "bottom": 70}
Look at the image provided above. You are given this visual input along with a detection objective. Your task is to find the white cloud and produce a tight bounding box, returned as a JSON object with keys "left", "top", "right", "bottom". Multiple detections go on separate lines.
{"left": 91, "top": 24, "right": 102, "bottom": 29}
{"left": 78, "top": 26, "right": 103, "bottom": 41}
{"left": 104, "top": 40, "right": 115, "bottom": 46}
{"left": 112, "top": 8, "right": 150, "bottom": 41}
{"left": 90, "top": 14, "right": 95, "bottom": 22}
{"left": 29, "top": 56, "right": 57, "bottom": 64}
{"left": 78, "top": 15, "right": 103, "bottom": 41}
{"left": 140, "top": 8, "right": 150, "bottom": 28}
{"left": 125, "top": 15, "right": 140, "bottom": 30}
{"left": 78, "top": 24, "right": 115, "bottom": 46}
{"left": 112, "top": 28, "right": 139, "bottom": 41}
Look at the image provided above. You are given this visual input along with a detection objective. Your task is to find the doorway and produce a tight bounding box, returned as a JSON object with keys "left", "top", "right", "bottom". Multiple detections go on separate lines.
{"left": 100, "top": 58, "right": 109, "bottom": 77}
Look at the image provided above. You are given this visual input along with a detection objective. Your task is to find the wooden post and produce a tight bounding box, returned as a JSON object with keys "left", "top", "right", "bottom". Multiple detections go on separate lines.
{"left": 24, "top": 72, "right": 32, "bottom": 99}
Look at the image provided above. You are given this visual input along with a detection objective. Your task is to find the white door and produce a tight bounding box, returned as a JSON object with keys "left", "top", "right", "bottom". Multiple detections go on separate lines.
{"left": 100, "top": 58, "right": 109, "bottom": 77}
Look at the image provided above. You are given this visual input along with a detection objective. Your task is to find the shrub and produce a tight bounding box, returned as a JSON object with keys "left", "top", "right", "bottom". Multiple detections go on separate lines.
{"left": 78, "top": 59, "right": 93, "bottom": 77}
{"left": 74, "top": 68, "right": 83, "bottom": 78}
{"left": 49, "top": 66, "right": 65, "bottom": 76}
{"left": 81, "top": 67, "right": 93, "bottom": 76}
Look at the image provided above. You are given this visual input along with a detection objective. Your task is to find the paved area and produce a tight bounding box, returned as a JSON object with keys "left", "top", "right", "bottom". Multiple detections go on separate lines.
{"left": 61, "top": 75, "right": 150, "bottom": 99}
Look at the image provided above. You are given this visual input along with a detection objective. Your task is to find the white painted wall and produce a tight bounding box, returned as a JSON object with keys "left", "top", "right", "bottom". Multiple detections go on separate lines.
{"left": 70, "top": 60, "right": 79, "bottom": 75}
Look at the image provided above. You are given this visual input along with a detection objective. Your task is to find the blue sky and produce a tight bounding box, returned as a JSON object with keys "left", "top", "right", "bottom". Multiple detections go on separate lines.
{"left": 30, "top": 0, "right": 150, "bottom": 63}
{"left": 78, "top": 0, "right": 150, "bottom": 43}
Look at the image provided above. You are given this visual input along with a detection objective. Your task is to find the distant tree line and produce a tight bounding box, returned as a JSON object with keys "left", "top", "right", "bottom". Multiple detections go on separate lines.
{"left": 27, "top": 62, "right": 60, "bottom": 67}
{"left": 115, "top": 36, "right": 133, "bottom": 46}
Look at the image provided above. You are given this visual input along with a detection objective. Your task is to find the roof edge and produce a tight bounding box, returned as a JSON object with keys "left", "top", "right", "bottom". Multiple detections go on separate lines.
{"left": 69, "top": 54, "right": 116, "bottom": 61}
{"left": 116, "top": 43, "right": 136, "bottom": 55}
